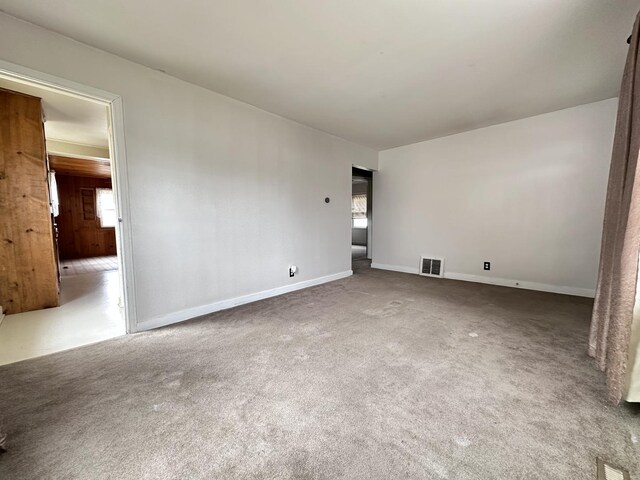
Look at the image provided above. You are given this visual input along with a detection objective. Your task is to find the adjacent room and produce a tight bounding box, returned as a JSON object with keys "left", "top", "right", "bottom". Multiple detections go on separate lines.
{"left": 0, "top": 2, "right": 639, "bottom": 479}
{"left": 0, "top": 78, "right": 125, "bottom": 365}
{"left": 352, "top": 167, "right": 372, "bottom": 271}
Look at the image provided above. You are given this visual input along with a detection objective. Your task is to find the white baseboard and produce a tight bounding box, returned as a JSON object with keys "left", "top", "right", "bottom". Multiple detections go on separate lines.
{"left": 135, "top": 270, "right": 353, "bottom": 332}
{"left": 371, "top": 263, "right": 595, "bottom": 298}
{"left": 371, "top": 263, "right": 419, "bottom": 275}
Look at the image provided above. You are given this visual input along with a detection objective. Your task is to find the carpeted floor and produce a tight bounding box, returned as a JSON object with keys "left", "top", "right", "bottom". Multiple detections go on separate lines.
{"left": 351, "top": 245, "right": 371, "bottom": 271}
{"left": 0, "top": 267, "right": 639, "bottom": 479}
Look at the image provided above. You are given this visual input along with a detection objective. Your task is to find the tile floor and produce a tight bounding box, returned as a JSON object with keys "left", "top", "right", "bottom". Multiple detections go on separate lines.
{"left": 60, "top": 255, "right": 119, "bottom": 276}
{"left": 0, "top": 270, "right": 125, "bottom": 365}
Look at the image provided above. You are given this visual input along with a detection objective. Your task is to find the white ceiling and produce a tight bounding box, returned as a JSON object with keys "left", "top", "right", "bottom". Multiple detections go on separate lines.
{"left": 0, "top": 1, "right": 636, "bottom": 149}
{"left": 0, "top": 76, "right": 109, "bottom": 148}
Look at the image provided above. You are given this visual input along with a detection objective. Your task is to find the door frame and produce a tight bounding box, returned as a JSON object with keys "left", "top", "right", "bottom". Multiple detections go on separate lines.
{"left": 352, "top": 166, "right": 373, "bottom": 260}
{"left": 0, "top": 59, "right": 137, "bottom": 333}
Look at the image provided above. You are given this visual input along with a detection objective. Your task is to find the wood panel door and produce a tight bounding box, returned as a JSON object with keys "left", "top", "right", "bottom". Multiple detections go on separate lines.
{"left": 0, "top": 89, "right": 59, "bottom": 314}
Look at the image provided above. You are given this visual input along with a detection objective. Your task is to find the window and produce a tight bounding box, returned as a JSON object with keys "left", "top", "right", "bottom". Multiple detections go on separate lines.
{"left": 352, "top": 193, "right": 367, "bottom": 229}
{"left": 96, "top": 188, "right": 117, "bottom": 228}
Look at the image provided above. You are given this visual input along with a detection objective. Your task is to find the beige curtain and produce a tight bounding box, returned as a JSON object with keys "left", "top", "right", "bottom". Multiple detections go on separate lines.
{"left": 589, "top": 11, "right": 640, "bottom": 404}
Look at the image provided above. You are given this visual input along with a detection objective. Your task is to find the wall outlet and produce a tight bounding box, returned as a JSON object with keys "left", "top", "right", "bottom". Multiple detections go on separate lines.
{"left": 289, "top": 265, "right": 298, "bottom": 277}
{"left": 483, "top": 261, "right": 491, "bottom": 271}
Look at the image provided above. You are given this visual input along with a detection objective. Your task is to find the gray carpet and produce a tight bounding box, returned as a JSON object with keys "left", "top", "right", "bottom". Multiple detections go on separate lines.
{"left": 351, "top": 245, "right": 367, "bottom": 260}
{"left": 1, "top": 267, "right": 639, "bottom": 479}
{"left": 351, "top": 245, "right": 371, "bottom": 271}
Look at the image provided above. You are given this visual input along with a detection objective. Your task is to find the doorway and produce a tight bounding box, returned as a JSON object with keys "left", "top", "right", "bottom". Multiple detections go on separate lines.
{"left": 0, "top": 63, "right": 134, "bottom": 365}
{"left": 352, "top": 166, "right": 372, "bottom": 271}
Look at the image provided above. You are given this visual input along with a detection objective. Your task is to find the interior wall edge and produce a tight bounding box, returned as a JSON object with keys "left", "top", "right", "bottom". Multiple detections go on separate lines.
{"left": 134, "top": 270, "right": 353, "bottom": 333}
{"left": 377, "top": 97, "right": 618, "bottom": 155}
{"left": 372, "top": 99, "right": 617, "bottom": 296}
{"left": 371, "top": 263, "right": 596, "bottom": 298}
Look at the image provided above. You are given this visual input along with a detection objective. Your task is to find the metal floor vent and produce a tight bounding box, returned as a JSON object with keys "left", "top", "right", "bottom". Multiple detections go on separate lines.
{"left": 597, "top": 458, "right": 631, "bottom": 480}
{"left": 419, "top": 256, "right": 444, "bottom": 278}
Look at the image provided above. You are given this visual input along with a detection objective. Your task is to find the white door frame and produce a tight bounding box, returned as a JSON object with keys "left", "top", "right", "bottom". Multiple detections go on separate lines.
{"left": 0, "top": 59, "right": 137, "bottom": 333}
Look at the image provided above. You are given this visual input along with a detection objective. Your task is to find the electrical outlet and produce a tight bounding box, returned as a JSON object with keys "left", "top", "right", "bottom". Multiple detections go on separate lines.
{"left": 289, "top": 265, "right": 298, "bottom": 277}
{"left": 483, "top": 262, "right": 491, "bottom": 271}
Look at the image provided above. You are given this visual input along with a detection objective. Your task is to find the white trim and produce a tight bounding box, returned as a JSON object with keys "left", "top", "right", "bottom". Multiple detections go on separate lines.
{"left": 107, "top": 97, "right": 137, "bottom": 333}
{"left": 136, "top": 270, "right": 353, "bottom": 332}
{"left": 0, "top": 59, "right": 119, "bottom": 103}
{"left": 371, "top": 263, "right": 419, "bottom": 275}
{"left": 0, "top": 59, "right": 137, "bottom": 333}
{"left": 371, "top": 263, "right": 595, "bottom": 298}
{"left": 444, "top": 272, "right": 595, "bottom": 298}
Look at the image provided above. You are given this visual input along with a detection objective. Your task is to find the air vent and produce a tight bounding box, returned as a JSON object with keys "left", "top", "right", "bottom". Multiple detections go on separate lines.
{"left": 419, "top": 256, "right": 444, "bottom": 278}
{"left": 596, "top": 458, "right": 630, "bottom": 480}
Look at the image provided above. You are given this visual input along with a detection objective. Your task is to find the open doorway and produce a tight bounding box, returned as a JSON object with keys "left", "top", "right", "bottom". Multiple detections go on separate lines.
{"left": 0, "top": 74, "right": 128, "bottom": 365}
{"left": 352, "top": 166, "right": 372, "bottom": 271}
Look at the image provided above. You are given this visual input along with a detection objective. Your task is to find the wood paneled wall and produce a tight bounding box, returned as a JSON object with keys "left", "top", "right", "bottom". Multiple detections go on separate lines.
{"left": 55, "top": 174, "right": 116, "bottom": 259}
{"left": 0, "top": 89, "right": 59, "bottom": 314}
{"left": 49, "top": 155, "right": 111, "bottom": 178}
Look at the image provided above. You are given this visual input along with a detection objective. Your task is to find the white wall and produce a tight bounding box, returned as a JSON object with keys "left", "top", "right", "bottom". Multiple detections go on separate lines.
{"left": 373, "top": 99, "right": 617, "bottom": 296}
{"left": 0, "top": 14, "right": 377, "bottom": 330}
